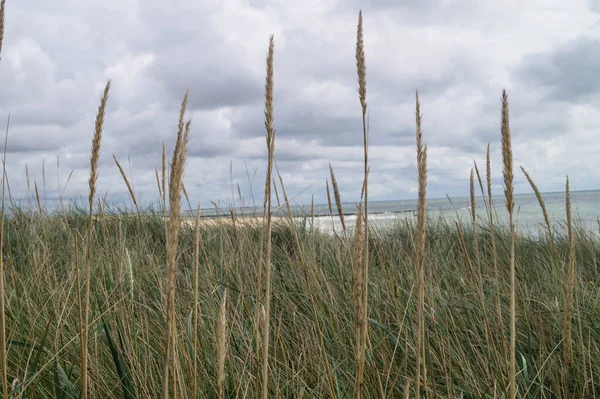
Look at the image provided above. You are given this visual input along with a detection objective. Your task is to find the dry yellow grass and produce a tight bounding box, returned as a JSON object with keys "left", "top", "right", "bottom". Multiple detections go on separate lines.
{"left": 113, "top": 154, "right": 140, "bottom": 216}
{"left": 0, "top": 2, "right": 8, "bottom": 394}
{"left": 353, "top": 203, "right": 364, "bottom": 394}
{"left": 162, "top": 89, "right": 190, "bottom": 399}
{"left": 217, "top": 289, "right": 228, "bottom": 399}
{"left": 500, "top": 89, "right": 516, "bottom": 399}
{"left": 563, "top": 177, "right": 575, "bottom": 381}
{"left": 520, "top": 166, "right": 557, "bottom": 257}
{"left": 260, "top": 35, "right": 275, "bottom": 399}
{"left": 82, "top": 80, "right": 111, "bottom": 399}
{"left": 414, "top": 91, "right": 428, "bottom": 398}
{"left": 355, "top": 11, "right": 371, "bottom": 398}
{"left": 192, "top": 204, "right": 201, "bottom": 399}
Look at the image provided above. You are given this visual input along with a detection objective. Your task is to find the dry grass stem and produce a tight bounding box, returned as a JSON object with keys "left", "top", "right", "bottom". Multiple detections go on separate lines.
{"left": 261, "top": 35, "right": 275, "bottom": 399}
{"left": 414, "top": 91, "right": 428, "bottom": 399}
{"left": 353, "top": 204, "right": 365, "bottom": 394}
{"left": 162, "top": 90, "right": 190, "bottom": 399}
{"left": 355, "top": 10, "right": 370, "bottom": 398}
{"left": 82, "top": 80, "right": 111, "bottom": 399}
{"left": 217, "top": 289, "right": 228, "bottom": 399}
{"left": 520, "top": 166, "right": 557, "bottom": 257}
{"left": 0, "top": 14, "right": 9, "bottom": 390}
{"left": 192, "top": 204, "right": 201, "bottom": 399}
{"left": 113, "top": 154, "right": 140, "bottom": 216}
{"left": 501, "top": 89, "right": 516, "bottom": 399}
{"left": 563, "top": 177, "right": 576, "bottom": 377}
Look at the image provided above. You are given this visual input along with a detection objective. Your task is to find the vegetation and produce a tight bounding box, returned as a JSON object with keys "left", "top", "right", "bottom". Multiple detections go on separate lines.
{"left": 1, "top": 5, "right": 599, "bottom": 398}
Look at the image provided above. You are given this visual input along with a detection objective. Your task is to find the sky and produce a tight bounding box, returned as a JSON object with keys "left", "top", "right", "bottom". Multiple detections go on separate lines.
{"left": 1, "top": 0, "right": 599, "bottom": 211}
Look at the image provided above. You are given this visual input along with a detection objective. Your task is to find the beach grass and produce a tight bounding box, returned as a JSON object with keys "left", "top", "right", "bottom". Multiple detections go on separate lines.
{"left": 1, "top": 7, "right": 599, "bottom": 398}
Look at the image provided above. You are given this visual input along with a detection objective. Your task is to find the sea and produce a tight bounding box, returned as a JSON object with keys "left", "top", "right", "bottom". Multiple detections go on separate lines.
{"left": 194, "top": 190, "right": 600, "bottom": 237}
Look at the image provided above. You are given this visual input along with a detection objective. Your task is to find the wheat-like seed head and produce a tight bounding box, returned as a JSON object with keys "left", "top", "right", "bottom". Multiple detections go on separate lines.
{"left": 264, "top": 35, "right": 275, "bottom": 148}
{"left": 88, "top": 81, "right": 111, "bottom": 211}
{"left": 329, "top": 163, "right": 346, "bottom": 232}
{"left": 0, "top": 0, "right": 5, "bottom": 60}
{"left": 356, "top": 10, "right": 367, "bottom": 116}
{"left": 325, "top": 179, "right": 333, "bottom": 216}
{"left": 163, "top": 92, "right": 190, "bottom": 399}
{"left": 501, "top": 90, "right": 514, "bottom": 214}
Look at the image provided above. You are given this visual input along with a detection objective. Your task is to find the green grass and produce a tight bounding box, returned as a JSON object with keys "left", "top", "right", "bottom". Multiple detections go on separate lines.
{"left": 1, "top": 209, "right": 599, "bottom": 397}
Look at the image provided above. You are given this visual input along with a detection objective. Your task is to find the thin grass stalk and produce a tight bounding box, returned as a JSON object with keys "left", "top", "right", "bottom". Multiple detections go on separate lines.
{"left": 456, "top": 222, "right": 504, "bottom": 390}
{"left": 414, "top": 91, "right": 428, "bottom": 399}
{"left": 162, "top": 141, "right": 167, "bottom": 214}
{"left": 261, "top": 35, "right": 275, "bottom": 399}
{"left": 311, "top": 194, "right": 314, "bottom": 229}
{"left": 113, "top": 154, "right": 140, "bottom": 216}
{"left": 487, "top": 144, "right": 508, "bottom": 379}
{"left": 355, "top": 10, "right": 370, "bottom": 398}
{"left": 83, "top": 80, "right": 111, "bottom": 399}
{"left": 470, "top": 169, "right": 481, "bottom": 267}
{"left": 274, "top": 163, "right": 337, "bottom": 398}
{"left": 0, "top": 50, "right": 9, "bottom": 397}
{"left": 329, "top": 163, "right": 346, "bottom": 234}
{"left": 192, "top": 204, "right": 201, "bottom": 399}
{"left": 474, "top": 161, "right": 489, "bottom": 217}
{"left": 353, "top": 204, "right": 364, "bottom": 390}
{"left": 73, "top": 234, "right": 85, "bottom": 399}
{"left": 34, "top": 181, "right": 43, "bottom": 215}
{"left": 217, "top": 289, "right": 228, "bottom": 399}
{"left": 501, "top": 90, "right": 516, "bottom": 399}
{"left": 562, "top": 177, "right": 576, "bottom": 382}
{"left": 162, "top": 91, "right": 190, "bottom": 399}
{"left": 520, "top": 166, "right": 557, "bottom": 257}
{"left": 326, "top": 179, "right": 333, "bottom": 216}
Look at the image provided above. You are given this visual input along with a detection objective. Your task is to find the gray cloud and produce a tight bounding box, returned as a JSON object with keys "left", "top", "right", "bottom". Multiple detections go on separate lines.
{"left": 516, "top": 36, "right": 600, "bottom": 103}
{"left": 0, "top": 0, "right": 599, "bottom": 209}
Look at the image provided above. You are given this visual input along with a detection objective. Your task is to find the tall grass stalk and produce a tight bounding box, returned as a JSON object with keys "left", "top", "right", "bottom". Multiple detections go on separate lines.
{"left": 0, "top": 1, "right": 7, "bottom": 394}
{"left": 260, "top": 35, "right": 275, "bottom": 399}
{"left": 355, "top": 10, "right": 370, "bottom": 398}
{"left": 414, "top": 91, "right": 428, "bottom": 398}
{"left": 192, "top": 204, "right": 201, "bottom": 399}
{"left": 162, "top": 90, "right": 190, "bottom": 399}
{"left": 500, "top": 89, "right": 516, "bottom": 399}
{"left": 562, "top": 177, "right": 575, "bottom": 383}
{"left": 0, "top": 1, "right": 9, "bottom": 386}
{"left": 82, "top": 80, "right": 111, "bottom": 399}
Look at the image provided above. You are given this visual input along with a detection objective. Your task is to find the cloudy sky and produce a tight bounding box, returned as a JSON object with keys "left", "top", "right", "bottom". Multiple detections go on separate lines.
{"left": 1, "top": 0, "right": 599, "bottom": 211}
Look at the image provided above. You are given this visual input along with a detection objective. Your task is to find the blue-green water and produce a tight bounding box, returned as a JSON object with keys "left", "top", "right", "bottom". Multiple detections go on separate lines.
{"left": 305, "top": 190, "right": 599, "bottom": 236}
{"left": 185, "top": 189, "right": 598, "bottom": 236}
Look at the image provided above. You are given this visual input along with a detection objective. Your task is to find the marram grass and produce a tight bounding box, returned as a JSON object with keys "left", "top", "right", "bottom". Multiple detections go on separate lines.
{"left": 2, "top": 212, "right": 599, "bottom": 397}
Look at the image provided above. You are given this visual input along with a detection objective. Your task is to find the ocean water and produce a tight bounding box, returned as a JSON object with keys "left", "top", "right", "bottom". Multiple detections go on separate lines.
{"left": 185, "top": 189, "right": 598, "bottom": 236}
{"left": 303, "top": 190, "right": 600, "bottom": 236}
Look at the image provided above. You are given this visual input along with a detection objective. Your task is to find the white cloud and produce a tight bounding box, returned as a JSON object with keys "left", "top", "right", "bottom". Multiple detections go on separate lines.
{"left": 0, "top": 0, "right": 598, "bottom": 210}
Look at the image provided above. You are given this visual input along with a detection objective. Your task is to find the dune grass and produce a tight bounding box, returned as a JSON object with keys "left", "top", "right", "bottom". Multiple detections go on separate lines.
{"left": 1, "top": 7, "right": 599, "bottom": 398}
